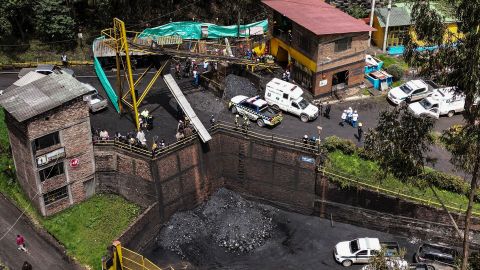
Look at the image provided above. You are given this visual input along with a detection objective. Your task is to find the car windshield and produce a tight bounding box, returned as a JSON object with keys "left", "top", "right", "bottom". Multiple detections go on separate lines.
{"left": 350, "top": 240, "right": 359, "bottom": 253}
{"left": 419, "top": 99, "right": 432, "bottom": 109}
{"left": 298, "top": 99, "right": 309, "bottom": 109}
{"left": 91, "top": 94, "right": 102, "bottom": 100}
{"left": 400, "top": 84, "right": 414, "bottom": 94}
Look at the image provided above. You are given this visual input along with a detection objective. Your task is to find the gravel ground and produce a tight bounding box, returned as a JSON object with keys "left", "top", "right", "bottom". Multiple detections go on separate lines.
{"left": 158, "top": 189, "right": 276, "bottom": 257}
{"left": 223, "top": 74, "right": 259, "bottom": 100}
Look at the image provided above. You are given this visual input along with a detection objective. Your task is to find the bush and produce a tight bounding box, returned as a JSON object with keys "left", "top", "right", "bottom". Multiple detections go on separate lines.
{"left": 386, "top": 64, "right": 405, "bottom": 81}
{"left": 323, "top": 136, "right": 357, "bottom": 155}
{"left": 423, "top": 170, "right": 468, "bottom": 195}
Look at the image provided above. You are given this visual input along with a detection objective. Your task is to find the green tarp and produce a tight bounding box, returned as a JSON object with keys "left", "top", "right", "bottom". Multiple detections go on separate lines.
{"left": 93, "top": 37, "right": 120, "bottom": 113}
{"left": 138, "top": 19, "right": 268, "bottom": 40}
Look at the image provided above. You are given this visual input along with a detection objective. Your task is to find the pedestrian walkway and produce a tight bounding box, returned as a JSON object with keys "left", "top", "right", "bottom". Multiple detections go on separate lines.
{"left": 0, "top": 194, "right": 78, "bottom": 270}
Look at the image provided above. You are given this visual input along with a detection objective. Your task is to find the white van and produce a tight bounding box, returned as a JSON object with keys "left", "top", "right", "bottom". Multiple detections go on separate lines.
{"left": 264, "top": 78, "right": 319, "bottom": 122}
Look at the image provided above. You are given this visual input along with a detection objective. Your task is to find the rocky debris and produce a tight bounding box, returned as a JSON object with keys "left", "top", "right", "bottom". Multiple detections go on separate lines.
{"left": 158, "top": 188, "right": 276, "bottom": 257}
{"left": 223, "top": 74, "right": 259, "bottom": 100}
{"left": 186, "top": 90, "right": 224, "bottom": 115}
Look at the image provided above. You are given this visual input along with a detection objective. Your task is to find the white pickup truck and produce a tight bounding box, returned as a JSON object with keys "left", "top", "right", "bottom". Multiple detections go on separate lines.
{"left": 408, "top": 87, "right": 479, "bottom": 118}
{"left": 387, "top": 80, "right": 439, "bottom": 105}
{"left": 334, "top": 238, "right": 400, "bottom": 267}
{"left": 82, "top": 83, "right": 108, "bottom": 113}
{"left": 264, "top": 78, "right": 319, "bottom": 122}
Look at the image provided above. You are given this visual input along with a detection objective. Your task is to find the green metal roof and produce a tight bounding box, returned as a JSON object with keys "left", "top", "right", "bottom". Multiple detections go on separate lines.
{"left": 395, "top": 2, "right": 458, "bottom": 23}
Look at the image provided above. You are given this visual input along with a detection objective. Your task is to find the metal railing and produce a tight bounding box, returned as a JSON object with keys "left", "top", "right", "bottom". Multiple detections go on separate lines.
{"left": 319, "top": 166, "right": 480, "bottom": 217}
{"left": 121, "top": 246, "right": 168, "bottom": 270}
{"left": 93, "top": 120, "right": 320, "bottom": 159}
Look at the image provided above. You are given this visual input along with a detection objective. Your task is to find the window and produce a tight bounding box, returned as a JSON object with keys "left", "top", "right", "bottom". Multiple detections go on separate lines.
{"left": 334, "top": 37, "right": 352, "bottom": 52}
{"left": 43, "top": 186, "right": 68, "bottom": 206}
{"left": 33, "top": 132, "right": 60, "bottom": 152}
{"left": 291, "top": 102, "right": 299, "bottom": 109}
{"left": 39, "top": 162, "right": 64, "bottom": 182}
{"left": 283, "top": 93, "right": 289, "bottom": 99}
{"left": 357, "top": 250, "right": 368, "bottom": 256}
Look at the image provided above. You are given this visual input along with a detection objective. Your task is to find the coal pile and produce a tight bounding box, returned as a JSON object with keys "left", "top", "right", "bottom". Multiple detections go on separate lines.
{"left": 223, "top": 74, "right": 259, "bottom": 100}
{"left": 186, "top": 90, "right": 225, "bottom": 115}
{"left": 157, "top": 189, "right": 276, "bottom": 257}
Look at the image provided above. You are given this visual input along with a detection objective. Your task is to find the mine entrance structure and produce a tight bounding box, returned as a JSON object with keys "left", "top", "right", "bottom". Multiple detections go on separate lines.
{"left": 94, "top": 18, "right": 276, "bottom": 142}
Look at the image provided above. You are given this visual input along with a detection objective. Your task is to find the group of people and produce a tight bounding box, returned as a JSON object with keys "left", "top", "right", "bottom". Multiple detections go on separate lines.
{"left": 340, "top": 107, "right": 360, "bottom": 128}
{"left": 175, "top": 118, "right": 195, "bottom": 141}
{"left": 234, "top": 114, "right": 251, "bottom": 131}
{"left": 174, "top": 58, "right": 211, "bottom": 87}
{"left": 281, "top": 69, "right": 291, "bottom": 82}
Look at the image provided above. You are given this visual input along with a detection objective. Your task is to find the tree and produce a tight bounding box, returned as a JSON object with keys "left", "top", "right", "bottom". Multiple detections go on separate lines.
{"left": 404, "top": 0, "right": 480, "bottom": 268}
{"left": 35, "top": 0, "right": 76, "bottom": 42}
{"left": 0, "top": 7, "right": 13, "bottom": 39}
{"left": 345, "top": 4, "right": 369, "bottom": 19}
{"left": 364, "top": 247, "right": 407, "bottom": 270}
{"left": 364, "top": 107, "right": 435, "bottom": 184}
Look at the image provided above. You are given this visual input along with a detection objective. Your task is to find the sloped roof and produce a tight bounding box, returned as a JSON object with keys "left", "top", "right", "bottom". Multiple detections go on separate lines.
{"left": 395, "top": 2, "right": 458, "bottom": 23}
{"left": 12, "top": 71, "right": 46, "bottom": 87}
{"left": 375, "top": 7, "right": 411, "bottom": 27}
{"left": 262, "top": 0, "right": 375, "bottom": 35}
{"left": 0, "top": 73, "right": 92, "bottom": 122}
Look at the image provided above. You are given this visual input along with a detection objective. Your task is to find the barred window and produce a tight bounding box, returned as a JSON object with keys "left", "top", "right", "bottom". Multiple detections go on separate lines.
{"left": 43, "top": 186, "right": 68, "bottom": 206}
{"left": 39, "top": 162, "right": 64, "bottom": 182}
{"left": 33, "top": 132, "right": 60, "bottom": 152}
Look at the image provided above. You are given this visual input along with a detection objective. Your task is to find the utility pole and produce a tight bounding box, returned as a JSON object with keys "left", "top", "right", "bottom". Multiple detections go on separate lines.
{"left": 237, "top": 7, "right": 241, "bottom": 38}
{"left": 382, "top": 0, "right": 392, "bottom": 53}
{"left": 368, "top": 0, "right": 376, "bottom": 46}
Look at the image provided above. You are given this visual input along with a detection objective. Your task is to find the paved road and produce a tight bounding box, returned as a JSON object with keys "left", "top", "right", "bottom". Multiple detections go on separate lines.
{"left": 0, "top": 68, "right": 467, "bottom": 178}
{"left": 0, "top": 194, "right": 78, "bottom": 270}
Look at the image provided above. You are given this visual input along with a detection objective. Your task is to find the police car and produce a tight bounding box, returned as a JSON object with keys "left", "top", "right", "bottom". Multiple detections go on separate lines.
{"left": 229, "top": 95, "right": 283, "bottom": 127}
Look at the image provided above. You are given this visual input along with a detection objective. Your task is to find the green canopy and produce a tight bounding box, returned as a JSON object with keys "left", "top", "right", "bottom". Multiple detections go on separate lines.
{"left": 138, "top": 19, "right": 268, "bottom": 40}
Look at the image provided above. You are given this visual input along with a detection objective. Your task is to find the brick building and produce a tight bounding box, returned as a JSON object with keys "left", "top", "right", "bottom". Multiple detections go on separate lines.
{"left": 0, "top": 73, "right": 96, "bottom": 216}
{"left": 262, "top": 0, "right": 375, "bottom": 97}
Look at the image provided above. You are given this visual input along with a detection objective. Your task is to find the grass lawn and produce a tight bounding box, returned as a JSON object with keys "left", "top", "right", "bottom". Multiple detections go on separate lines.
{"left": 326, "top": 150, "right": 480, "bottom": 213}
{"left": 377, "top": 54, "right": 409, "bottom": 70}
{"left": 43, "top": 194, "right": 140, "bottom": 270}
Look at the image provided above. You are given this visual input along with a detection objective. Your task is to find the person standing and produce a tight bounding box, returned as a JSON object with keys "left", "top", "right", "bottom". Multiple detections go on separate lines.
{"left": 243, "top": 114, "right": 250, "bottom": 131}
{"left": 352, "top": 110, "right": 359, "bottom": 127}
{"left": 61, "top": 53, "right": 68, "bottom": 67}
{"left": 192, "top": 68, "right": 199, "bottom": 87}
{"left": 325, "top": 103, "right": 331, "bottom": 119}
{"left": 210, "top": 115, "right": 216, "bottom": 128}
{"left": 285, "top": 70, "right": 291, "bottom": 82}
{"left": 340, "top": 110, "right": 347, "bottom": 127}
{"left": 357, "top": 123, "right": 363, "bottom": 142}
{"left": 235, "top": 114, "right": 240, "bottom": 129}
{"left": 16, "top": 234, "right": 27, "bottom": 252}
{"left": 318, "top": 102, "right": 323, "bottom": 117}
{"left": 175, "top": 63, "right": 181, "bottom": 80}
{"left": 346, "top": 107, "right": 353, "bottom": 125}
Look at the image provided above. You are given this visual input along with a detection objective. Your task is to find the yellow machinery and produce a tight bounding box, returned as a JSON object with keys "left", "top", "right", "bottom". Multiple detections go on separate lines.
{"left": 98, "top": 18, "right": 277, "bottom": 131}
{"left": 102, "top": 241, "right": 166, "bottom": 270}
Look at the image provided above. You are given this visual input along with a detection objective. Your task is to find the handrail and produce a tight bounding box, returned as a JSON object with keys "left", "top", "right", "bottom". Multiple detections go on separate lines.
{"left": 318, "top": 166, "right": 480, "bottom": 217}
{"left": 93, "top": 120, "right": 319, "bottom": 159}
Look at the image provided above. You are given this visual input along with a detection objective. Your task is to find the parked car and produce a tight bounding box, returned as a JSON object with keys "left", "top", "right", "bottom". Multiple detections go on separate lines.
{"left": 264, "top": 78, "right": 319, "bottom": 122}
{"left": 229, "top": 95, "right": 283, "bottom": 127}
{"left": 334, "top": 237, "right": 400, "bottom": 267}
{"left": 18, "top": 64, "right": 74, "bottom": 78}
{"left": 82, "top": 83, "right": 108, "bottom": 112}
{"left": 387, "top": 80, "right": 439, "bottom": 105}
{"left": 408, "top": 87, "right": 479, "bottom": 118}
{"left": 414, "top": 243, "right": 458, "bottom": 269}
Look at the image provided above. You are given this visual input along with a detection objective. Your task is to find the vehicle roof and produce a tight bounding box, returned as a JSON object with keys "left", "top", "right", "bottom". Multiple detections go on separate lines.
{"left": 419, "top": 243, "right": 458, "bottom": 257}
{"left": 246, "top": 96, "right": 268, "bottom": 107}
{"left": 358, "top": 238, "right": 381, "bottom": 250}
{"left": 267, "top": 78, "right": 303, "bottom": 99}
{"left": 36, "top": 64, "right": 55, "bottom": 71}
{"left": 429, "top": 87, "right": 460, "bottom": 100}
{"left": 407, "top": 80, "right": 427, "bottom": 89}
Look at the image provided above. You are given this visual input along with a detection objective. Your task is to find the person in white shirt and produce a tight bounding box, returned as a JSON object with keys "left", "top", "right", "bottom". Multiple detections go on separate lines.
{"left": 340, "top": 110, "right": 347, "bottom": 127}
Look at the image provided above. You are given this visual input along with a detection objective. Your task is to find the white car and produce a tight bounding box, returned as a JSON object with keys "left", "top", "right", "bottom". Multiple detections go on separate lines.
{"left": 388, "top": 80, "right": 438, "bottom": 105}
{"left": 334, "top": 238, "right": 400, "bottom": 267}
{"left": 82, "top": 83, "right": 108, "bottom": 112}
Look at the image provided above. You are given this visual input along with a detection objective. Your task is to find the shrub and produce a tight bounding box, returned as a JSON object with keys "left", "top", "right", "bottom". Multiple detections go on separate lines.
{"left": 386, "top": 64, "right": 405, "bottom": 81}
{"left": 323, "top": 136, "right": 357, "bottom": 155}
{"left": 423, "top": 170, "right": 468, "bottom": 195}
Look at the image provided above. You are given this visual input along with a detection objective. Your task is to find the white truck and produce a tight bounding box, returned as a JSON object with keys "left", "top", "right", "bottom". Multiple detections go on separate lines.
{"left": 264, "top": 78, "right": 319, "bottom": 122}
{"left": 82, "top": 83, "right": 108, "bottom": 113}
{"left": 334, "top": 237, "right": 400, "bottom": 267}
{"left": 408, "top": 87, "right": 479, "bottom": 118}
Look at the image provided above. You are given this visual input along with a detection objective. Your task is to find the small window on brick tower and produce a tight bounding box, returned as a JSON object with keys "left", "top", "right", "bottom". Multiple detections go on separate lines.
{"left": 39, "top": 162, "right": 64, "bottom": 182}
{"left": 334, "top": 37, "right": 352, "bottom": 52}
{"left": 43, "top": 186, "right": 68, "bottom": 206}
{"left": 33, "top": 131, "right": 60, "bottom": 152}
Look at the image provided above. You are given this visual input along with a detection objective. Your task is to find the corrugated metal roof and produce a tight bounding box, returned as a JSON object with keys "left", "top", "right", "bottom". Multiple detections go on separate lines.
{"left": 262, "top": 0, "right": 375, "bottom": 36}
{"left": 0, "top": 73, "right": 92, "bottom": 122}
{"left": 375, "top": 7, "right": 411, "bottom": 27}
{"left": 13, "top": 71, "right": 46, "bottom": 87}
